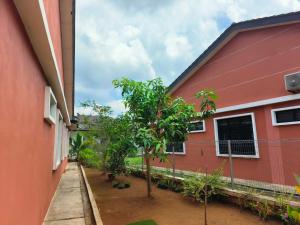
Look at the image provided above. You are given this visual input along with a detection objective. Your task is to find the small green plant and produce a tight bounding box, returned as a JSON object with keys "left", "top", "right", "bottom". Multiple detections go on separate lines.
{"left": 238, "top": 187, "right": 262, "bottom": 210}
{"left": 70, "top": 133, "right": 95, "bottom": 160}
{"left": 112, "top": 180, "right": 119, "bottom": 188}
{"left": 126, "top": 220, "right": 157, "bottom": 225}
{"left": 257, "top": 200, "right": 273, "bottom": 220}
{"left": 125, "top": 157, "right": 143, "bottom": 166}
{"left": 182, "top": 168, "right": 224, "bottom": 202}
{"left": 124, "top": 181, "right": 131, "bottom": 188}
{"left": 275, "top": 192, "right": 293, "bottom": 221}
{"left": 112, "top": 180, "right": 131, "bottom": 189}
{"left": 78, "top": 148, "right": 100, "bottom": 168}
{"left": 287, "top": 206, "right": 300, "bottom": 224}
{"left": 157, "top": 178, "right": 169, "bottom": 190}
{"left": 285, "top": 175, "right": 300, "bottom": 224}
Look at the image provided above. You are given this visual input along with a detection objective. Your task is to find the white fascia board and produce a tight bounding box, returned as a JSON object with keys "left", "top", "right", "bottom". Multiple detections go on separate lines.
{"left": 215, "top": 93, "right": 300, "bottom": 114}
{"left": 13, "top": 0, "right": 71, "bottom": 126}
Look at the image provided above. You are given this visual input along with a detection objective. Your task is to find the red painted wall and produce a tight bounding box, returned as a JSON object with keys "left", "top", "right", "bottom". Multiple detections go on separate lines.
{"left": 153, "top": 23, "right": 300, "bottom": 186}
{"left": 0, "top": 1, "right": 67, "bottom": 225}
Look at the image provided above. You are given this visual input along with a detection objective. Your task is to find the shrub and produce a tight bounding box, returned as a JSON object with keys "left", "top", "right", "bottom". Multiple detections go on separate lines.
{"left": 124, "top": 181, "right": 131, "bottom": 188}
{"left": 125, "top": 157, "right": 143, "bottom": 166}
{"left": 117, "top": 183, "right": 126, "bottom": 189}
{"left": 182, "top": 168, "right": 224, "bottom": 202}
{"left": 78, "top": 148, "right": 100, "bottom": 168}
{"left": 112, "top": 180, "right": 131, "bottom": 189}
{"left": 157, "top": 181, "right": 169, "bottom": 190}
{"left": 129, "top": 169, "right": 145, "bottom": 179}
{"left": 112, "top": 180, "right": 119, "bottom": 188}
{"left": 285, "top": 175, "right": 300, "bottom": 224}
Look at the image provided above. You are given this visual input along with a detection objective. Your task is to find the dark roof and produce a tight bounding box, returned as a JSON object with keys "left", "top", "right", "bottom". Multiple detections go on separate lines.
{"left": 168, "top": 11, "right": 300, "bottom": 93}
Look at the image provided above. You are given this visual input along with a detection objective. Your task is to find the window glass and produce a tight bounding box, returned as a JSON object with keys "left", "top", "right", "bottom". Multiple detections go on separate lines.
{"left": 216, "top": 115, "right": 256, "bottom": 156}
{"left": 166, "top": 142, "right": 184, "bottom": 153}
{"left": 189, "top": 121, "right": 204, "bottom": 132}
{"left": 275, "top": 108, "right": 300, "bottom": 123}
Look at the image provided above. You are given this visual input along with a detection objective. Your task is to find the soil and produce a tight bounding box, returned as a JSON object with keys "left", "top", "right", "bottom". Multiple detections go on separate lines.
{"left": 84, "top": 168, "right": 281, "bottom": 225}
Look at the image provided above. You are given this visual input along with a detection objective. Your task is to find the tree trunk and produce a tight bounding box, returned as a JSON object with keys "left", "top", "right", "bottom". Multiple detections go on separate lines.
{"left": 141, "top": 149, "right": 144, "bottom": 171}
{"left": 204, "top": 168, "right": 208, "bottom": 225}
{"left": 145, "top": 150, "right": 152, "bottom": 198}
{"left": 172, "top": 144, "right": 175, "bottom": 180}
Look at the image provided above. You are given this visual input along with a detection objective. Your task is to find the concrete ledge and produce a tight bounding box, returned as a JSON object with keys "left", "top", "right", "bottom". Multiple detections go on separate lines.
{"left": 80, "top": 166, "right": 104, "bottom": 225}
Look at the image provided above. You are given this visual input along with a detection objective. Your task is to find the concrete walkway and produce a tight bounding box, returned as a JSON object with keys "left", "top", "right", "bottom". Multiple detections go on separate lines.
{"left": 43, "top": 162, "right": 94, "bottom": 225}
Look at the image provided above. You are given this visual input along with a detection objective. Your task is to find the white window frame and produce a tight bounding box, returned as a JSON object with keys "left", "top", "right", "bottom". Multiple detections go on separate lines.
{"left": 61, "top": 123, "right": 67, "bottom": 161}
{"left": 44, "top": 86, "right": 57, "bottom": 125}
{"left": 53, "top": 109, "right": 63, "bottom": 170}
{"left": 213, "top": 112, "right": 259, "bottom": 158}
{"left": 271, "top": 105, "right": 300, "bottom": 126}
{"left": 189, "top": 120, "right": 206, "bottom": 133}
{"left": 165, "top": 142, "right": 186, "bottom": 155}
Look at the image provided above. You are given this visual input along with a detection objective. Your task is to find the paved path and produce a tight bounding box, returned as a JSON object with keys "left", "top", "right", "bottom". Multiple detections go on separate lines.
{"left": 43, "top": 162, "right": 94, "bottom": 225}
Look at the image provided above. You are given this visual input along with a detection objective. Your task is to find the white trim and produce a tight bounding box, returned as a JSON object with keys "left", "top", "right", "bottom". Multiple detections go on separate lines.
{"left": 38, "top": 0, "right": 71, "bottom": 125}
{"left": 44, "top": 87, "right": 57, "bottom": 125}
{"left": 271, "top": 105, "right": 300, "bottom": 126}
{"left": 13, "top": 0, "right": 71, "bottom": 126}
{"left": 189, "top": 120, "right": 206, "bottom": 133}
{"left": 53, "top": 109, "right": 64, "bottom": 170}
{"left": 216, "top": 94, "right": 300, "bottom": 114}
{"left": 213, "top": 112, "right": 259, "bottom": 158}
{"left": 165, "top": 142, "right": 186, "bottom": 155}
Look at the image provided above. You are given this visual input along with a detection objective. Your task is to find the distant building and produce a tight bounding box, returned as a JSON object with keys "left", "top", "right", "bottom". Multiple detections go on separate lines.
{"left": 154, "top": 12, "right": 300, "bottom": 187}
{"left": 0, "top": 1, "right": 75, "bottom": 225}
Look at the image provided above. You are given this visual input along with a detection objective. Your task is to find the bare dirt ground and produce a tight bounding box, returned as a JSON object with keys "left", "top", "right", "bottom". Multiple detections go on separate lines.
{"left": 84, "top": 168, "right": 281, "bottom": 225}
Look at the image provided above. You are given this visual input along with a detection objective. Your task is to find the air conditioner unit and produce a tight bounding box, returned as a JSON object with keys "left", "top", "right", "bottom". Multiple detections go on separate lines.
{"left": 284, "top": 72, "right": 300, "bottom": 93}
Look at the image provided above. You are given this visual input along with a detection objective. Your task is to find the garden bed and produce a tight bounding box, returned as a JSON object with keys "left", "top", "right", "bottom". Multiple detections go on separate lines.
{"left": 84, "top": 168, "right": 281, "bottom": 225}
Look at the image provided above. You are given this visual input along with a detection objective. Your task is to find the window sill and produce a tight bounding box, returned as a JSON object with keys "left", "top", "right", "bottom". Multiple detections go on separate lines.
{"left": 189, "top": 130, "right": 205, "bottom": 133}
{"left": 217, "top": 154, "right": 259, "bottom": 159}
{"left": 273, "top": 121, "right": 300, "bottom": 126}
{"left": 45, "top": 115, "right": 56, "bottom": 125}
{"left": 165, "top": 152, "right": 186, "bottom": 155}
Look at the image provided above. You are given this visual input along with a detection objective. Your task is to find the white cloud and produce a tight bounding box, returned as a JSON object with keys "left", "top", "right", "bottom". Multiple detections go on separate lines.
{"left": 74, "top": 106, "right": 96, "bottom": 116}
{"left": 75, "top": 0, "right": 300, "bottom": 110}
{"left": 74, "top": 100, "right": 126, "bottom": 117}
{"left": 165, "top": 35, "right": 192, "bottom": 59}
{"left": 107, "top": 99, "right": 127, "bottom": 117}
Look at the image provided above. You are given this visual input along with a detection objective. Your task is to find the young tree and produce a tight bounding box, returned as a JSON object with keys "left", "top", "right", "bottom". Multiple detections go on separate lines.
{"left": 113, "top": 78, "right": 217, "bottom": 197}
{"left": 79, "top": 100, "right": 114, "bottom": 171}
{"left": 69, "top": 133, "right": 95, "bottom": 160}
{"left": 106, "top": 115, "right": 136, "bottom": 177}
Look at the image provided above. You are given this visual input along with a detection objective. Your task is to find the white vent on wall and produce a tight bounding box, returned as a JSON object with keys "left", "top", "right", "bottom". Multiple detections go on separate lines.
{"left": 44, "top": 86, "right": 57, "bottom": 124}
{"left": 285, "top": 72, "right": 300, "bottom": 93}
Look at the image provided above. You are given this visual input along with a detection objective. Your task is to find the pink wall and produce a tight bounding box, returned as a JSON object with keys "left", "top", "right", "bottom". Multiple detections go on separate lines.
{"left": 173, "top": 23, "right": 300, "bottom": 108}
{"left": 0, "top": 1, "right": 67, "bottom": 225}
{"left": 43, "top": 0, "right": 64, "bottom": 83}
{"left": 153, "top": 23, "right": 300, "bottom": 186}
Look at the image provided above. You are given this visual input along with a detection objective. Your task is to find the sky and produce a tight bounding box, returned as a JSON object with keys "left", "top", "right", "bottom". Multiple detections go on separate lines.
{"left": 75, "top": 0, "right": 300, "bottom": 116}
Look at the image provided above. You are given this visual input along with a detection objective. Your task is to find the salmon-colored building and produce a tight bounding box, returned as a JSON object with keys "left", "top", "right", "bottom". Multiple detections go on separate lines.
{"left": 154, "top": 12, "right": 300, "bottom": 187}
{"left": 0, "top": 1, "right": 75, "bottom": 225}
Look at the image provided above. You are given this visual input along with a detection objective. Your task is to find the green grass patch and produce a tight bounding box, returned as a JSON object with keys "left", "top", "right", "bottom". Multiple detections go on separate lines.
{"left": 126, "top": 220, "right": 157, "bottom": 225}
{"left": 125, "top": 157, "right": 143, "bottom": 166}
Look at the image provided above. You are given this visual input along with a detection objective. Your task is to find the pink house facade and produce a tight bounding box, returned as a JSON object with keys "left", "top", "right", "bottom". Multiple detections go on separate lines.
{"left": 153, "top": 12, "right": 300, "bottom": 187}
{"left": 0, "top": 1, "right": 75, "bottom": 225}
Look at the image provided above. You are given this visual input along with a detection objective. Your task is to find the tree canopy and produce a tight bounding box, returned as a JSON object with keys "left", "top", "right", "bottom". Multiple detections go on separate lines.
{"left": 113, "top": 77, "right": 217, "bottom": 197}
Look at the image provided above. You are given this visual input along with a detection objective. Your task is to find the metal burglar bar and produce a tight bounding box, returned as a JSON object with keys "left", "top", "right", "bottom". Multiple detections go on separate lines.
{"left": 146, "top": 139, "right": 300, "bottom": 196}
{"left": 227, "top": 140, "right": 234, "bottom": 188}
